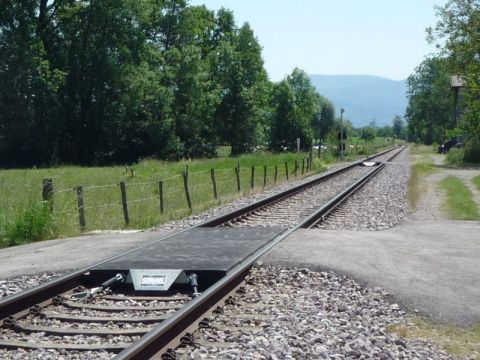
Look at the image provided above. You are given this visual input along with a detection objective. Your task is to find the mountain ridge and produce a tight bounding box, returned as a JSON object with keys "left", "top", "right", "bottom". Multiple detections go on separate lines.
{"left": 309, "top": 74, "right": 408, "bottom": 127}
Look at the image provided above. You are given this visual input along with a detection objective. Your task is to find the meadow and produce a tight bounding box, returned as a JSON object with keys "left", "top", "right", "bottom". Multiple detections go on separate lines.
{"left": 0, "top": 139, "right": 398, "bottom": 247}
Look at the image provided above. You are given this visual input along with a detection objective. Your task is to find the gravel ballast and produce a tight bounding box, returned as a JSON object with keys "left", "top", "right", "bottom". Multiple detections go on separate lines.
{"left": 179, "top": 266, "right": 452, "bottom": 360}
{"left": 316, "top": 147, "right": 410, "bottom": 231}
{"left": 1, "top": 147, "right": 455, "bottom": 359}
{"left": 0, "top": 273, "right": 63, "bottom": 299}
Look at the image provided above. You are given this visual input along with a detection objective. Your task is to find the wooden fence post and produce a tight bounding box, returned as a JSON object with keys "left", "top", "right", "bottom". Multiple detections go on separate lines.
{"left": 210, "top": 168, "right": 218, "bottom": 200}
{"left": 182, "top": 171, "right": 192, "bottom": 211}
{"left": 294, "top": 160, "right": 298, "bottom": 177}
{"left": 76, "top": 186, "right": 86, "bottom": 231}
{"left": 309, "top": 151, "right": 313, "bottom": 171}
{"left": 235, "top": 167, "right": 241, "bottom": 192}
{"left": 285, "top": 162, "right": 289, "bottom": 180}
{"left": 158, "top": 181, "right": 164, "bottom": 214}
{"left": 263, "top": 165, "right": 267, "bottom": 188}
{"left": 251, "top": 166, "right": 255, "bottom": 189}
{"left": 302, "top": 158, "right": 305, "bottom": 175}
{"left": 119, "top": 181, "right": 129, "bottom": 225}
{"left": 274, "top": 165, "right": 278, "bottom": 184}
{"left": 42, "top": 178, "right": 53, "bottom": 212}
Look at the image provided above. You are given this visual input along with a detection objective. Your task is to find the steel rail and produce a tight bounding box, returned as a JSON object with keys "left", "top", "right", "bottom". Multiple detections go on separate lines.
{"left": 0, "top": 146, "right": 399, "bottom": 322}
{"left": 0, "top": 146, "right": 405, "bottom": 356}
{"left": 113, "top": 146, "right": 406, "bottom": 360}
{"left": 199, "top": 146, "right": 399, "bottom": 227}
{"left": 302, "top": 146, "right": 404, "bottom": 228}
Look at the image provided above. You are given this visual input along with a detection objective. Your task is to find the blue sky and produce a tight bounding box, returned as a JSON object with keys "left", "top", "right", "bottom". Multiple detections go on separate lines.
{"left": 189, "top": 0, "right": 446, "bottom": 81}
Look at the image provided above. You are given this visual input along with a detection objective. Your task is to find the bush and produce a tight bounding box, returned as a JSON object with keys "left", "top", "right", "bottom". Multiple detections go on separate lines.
{"left": 464, "top": 143, "right": 480, "bottom": 163}
{"left": 1, "top": 203, "right": 56, "bottom": 247}
{"left": 446, "top": 148, "right": 464, "bottom": 164}
{"left": 446, "top": 143, "right": 480, "bottom": 164}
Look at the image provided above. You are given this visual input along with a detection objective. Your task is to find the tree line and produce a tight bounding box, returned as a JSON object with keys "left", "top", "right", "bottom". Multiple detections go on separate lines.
{"left": 0, "top": 0, "right": 338, "bottom": 168}
{"left": 406, "top": 0, "right": 480, "bottom": 156}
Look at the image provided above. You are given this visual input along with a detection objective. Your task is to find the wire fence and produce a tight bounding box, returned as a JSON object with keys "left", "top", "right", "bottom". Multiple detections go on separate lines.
{"left": 7, "top": 155, "right": 317, "bottom": 233}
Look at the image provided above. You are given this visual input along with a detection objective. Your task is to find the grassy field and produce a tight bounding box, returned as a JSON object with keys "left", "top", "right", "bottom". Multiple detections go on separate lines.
{"left": 474, "top": 175, "right": 480, "bottom": 190}
{"left": 408, "top": 148, "right": 436, "bottom": 210}
{"left": 440, "top": 176, "right": 480, "bottom": 220}
{"left": 0, "top": 139, "right": 399, "bottom": 248}
{"left": 0, "top": 152, "right": 320, "bottom": 246}
{"left": 388, "top": 317, "right": 480, "bottom": 359}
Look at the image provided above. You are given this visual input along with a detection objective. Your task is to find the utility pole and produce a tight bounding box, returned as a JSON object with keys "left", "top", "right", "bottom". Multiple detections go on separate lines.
{"left": 340, "top": 108, "right": 345, "bottom": 160}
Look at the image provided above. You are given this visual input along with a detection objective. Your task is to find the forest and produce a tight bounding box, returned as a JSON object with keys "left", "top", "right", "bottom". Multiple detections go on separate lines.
{"left": 0, "top": 0, "right": 339, "bottom": 168}
{"left": 405, "top": 0, "right": 480, "bottom": 161}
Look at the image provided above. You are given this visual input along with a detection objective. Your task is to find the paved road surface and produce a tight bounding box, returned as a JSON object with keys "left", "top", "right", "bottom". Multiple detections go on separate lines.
{"left": 262, "top": 220, "right": 480, "bottom": 326}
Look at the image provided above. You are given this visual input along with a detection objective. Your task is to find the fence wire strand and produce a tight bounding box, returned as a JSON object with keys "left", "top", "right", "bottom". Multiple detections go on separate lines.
{"left": 83, "top": 184, "right": 119, "bottom": 190}
{"left": 55, "top": 188, "right": 75, "bottom": 194}
{"left": 83, "top": 202, "right": 120, "bottom": 210}
{"left": 126, "top": 181, "right": 158, "bottom": 187}
{"left": 190, "top": 182, "right": 213, "bottom": 190}
{"left": 127, "top": 196, "right": 157, "bottom": 204}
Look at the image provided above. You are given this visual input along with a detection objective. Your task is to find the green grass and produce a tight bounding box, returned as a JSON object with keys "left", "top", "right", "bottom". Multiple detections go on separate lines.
{"left": 387, "top": 317, "right": 480, "bottom": 359}
{"left": 0, "top": 141, "right": 397, "bottom": 247}
{"left": 409, "top": 143, "right": 437, "bottom": 155}
{"left": 0, "top": 152, "right": 328, "bottom": 246}
{"left": 408, "top": 157, "right": 436, "bottom": 210}
{"left": 445, "top": 148, "right": 465, "bottom": 165}
{"left": 440, "top": 176, "right": 480, "bottom": 220}
{"left": 474, "top": 175, "right": 480, "bottom": 190}
{"left": 1, "top": 203, "right": 57, "bottom": 247}
{"left": 317, "top": 137, "right": 401, "bottom": 161}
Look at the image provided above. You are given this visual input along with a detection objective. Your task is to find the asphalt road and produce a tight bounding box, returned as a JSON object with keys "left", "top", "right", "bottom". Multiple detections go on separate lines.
{"left": 0, "top": 231, "right": 166, "bottom": 278}
{"left": 1, "top": 220, "right": 479, "bottom": 326}
{"left": 262, "top": 220, "right": 480, "bottom": 326}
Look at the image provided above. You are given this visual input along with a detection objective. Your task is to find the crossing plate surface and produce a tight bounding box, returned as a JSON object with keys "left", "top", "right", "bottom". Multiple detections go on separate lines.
{"left": 92, "top": 227, "right": 285, "bottom": 272}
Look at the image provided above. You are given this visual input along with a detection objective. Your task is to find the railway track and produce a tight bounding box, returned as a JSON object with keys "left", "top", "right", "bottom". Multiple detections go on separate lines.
{"left": 0, "top": 146, "right": 405, "bottom": 359}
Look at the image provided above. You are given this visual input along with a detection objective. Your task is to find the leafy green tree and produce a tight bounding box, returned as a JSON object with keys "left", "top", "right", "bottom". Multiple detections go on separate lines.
{"left": 0, "top": 1, "right": 334, "bottom": 167}
{"left": 312, "top": 96, "right": 335, "bottom": 156}
{"left": 405, "top": 57, "right": 454, "bottom": 144}
{"left": 377, "top": 125, "right": 394, "bottom": 138}
{"left": 0, "top": 1, "right": 65, "bottom": 166}
{"left": 361, "top": 127, "right": 376, "bottom": 142}
{"left": 212, "top": 21, "right": 269, "bottom": 154}
{"left": 428, "top": 0, "right": 480, "bottom": 144}
{"left": 270, "top": 80, "right": 297, "bottom": 150}
{"left": 270, "top": 68, "right": 319, "bottom": 151}
{"left": 392, "top": 115, "right": 405, "bottom": 139}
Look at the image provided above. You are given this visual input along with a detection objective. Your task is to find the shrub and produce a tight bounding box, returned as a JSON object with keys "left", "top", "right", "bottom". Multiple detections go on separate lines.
{"left": 464, "top": 143, "right": 480, "bottom": 163}
{"left": 446, "top": 143, "right": 480, "bottom": 164}
{"left": 1, "top": 203, "right": 56, "bottom": 247}
{"left": 446, "top": 148, "right": 464, "bottom": 164}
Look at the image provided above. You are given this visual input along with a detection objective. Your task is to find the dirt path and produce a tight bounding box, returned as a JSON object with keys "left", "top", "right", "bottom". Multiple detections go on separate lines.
{"left": 410, "top": 154, "right": 480, "bottom": 220}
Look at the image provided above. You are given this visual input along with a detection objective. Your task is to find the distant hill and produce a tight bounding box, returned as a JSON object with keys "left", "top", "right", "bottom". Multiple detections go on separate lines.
{"left": 309, "top": 74, "right": 407, "bottom": 127}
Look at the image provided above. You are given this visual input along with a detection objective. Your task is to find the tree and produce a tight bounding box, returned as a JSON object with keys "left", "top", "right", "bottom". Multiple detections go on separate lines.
{"left": 405, "top": 57, "right": 454, "bottom": 144}
{"left": 392, "top": 115, "right": 405, "bottom": 139}
{"left": 377, "top": 125, "right": 394, "bottom": 138}
{"left": 212, "top": 21, "right": 269, "bottom": 155}
{"left": 428, "top": 0, "right": 480, "bottom": 143}
{"left": 360, "top": 127, "right": 376, "bottom": 154}
{"left": 0, "top": 1, "right": 335, "bottom": 167}
{"left": 270, "top": 68, "right": 320, "bottom": 151}
{"left": 0, "top": 1, "right": 66, "bottom": 166}
{"left": 311, "top": 96, "right": 334, "bottom": 156}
